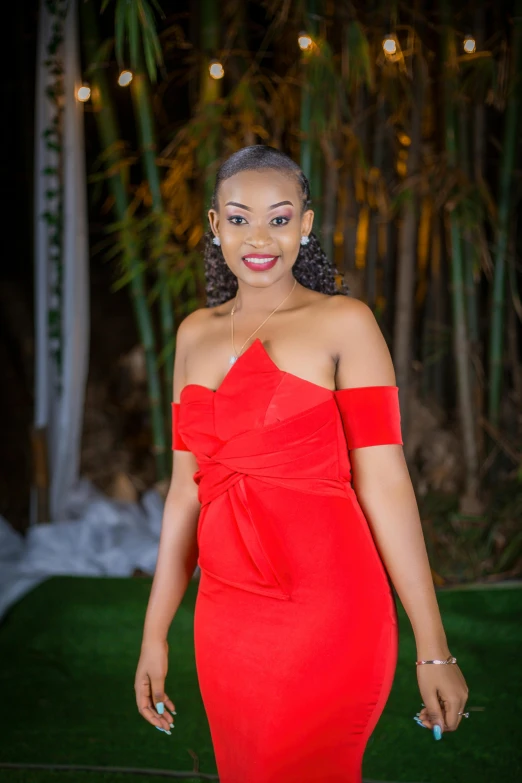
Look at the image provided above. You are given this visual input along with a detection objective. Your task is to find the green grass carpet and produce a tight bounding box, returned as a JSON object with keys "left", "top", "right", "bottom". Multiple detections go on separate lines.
{"left": 0, "top": 577, "right": 520, "bottom": 783}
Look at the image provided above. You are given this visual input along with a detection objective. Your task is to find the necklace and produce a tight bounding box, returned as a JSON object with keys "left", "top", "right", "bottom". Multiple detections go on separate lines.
{"left": 229, "top": 277, "right": 297, "bottom": 366}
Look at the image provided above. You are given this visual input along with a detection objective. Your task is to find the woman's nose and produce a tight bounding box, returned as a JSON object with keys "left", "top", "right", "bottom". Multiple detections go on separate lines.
{"left": 246, "top": 224, "right": 272, "bottom": 247}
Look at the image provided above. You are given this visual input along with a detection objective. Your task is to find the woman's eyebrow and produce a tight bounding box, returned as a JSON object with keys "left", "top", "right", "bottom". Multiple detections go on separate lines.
{"left": 224, "top": 200, "right": 294, "bottom": 211}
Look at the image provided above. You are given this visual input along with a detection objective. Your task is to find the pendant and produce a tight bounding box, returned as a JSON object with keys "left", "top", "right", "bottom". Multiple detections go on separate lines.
{"left": 229, "top": 355, "right": 237, "bottom": 365}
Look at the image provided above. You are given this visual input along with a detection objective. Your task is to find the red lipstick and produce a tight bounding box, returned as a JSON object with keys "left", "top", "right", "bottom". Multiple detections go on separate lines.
{"left": 241, "top": 253, "right": 280, "bottom": 272}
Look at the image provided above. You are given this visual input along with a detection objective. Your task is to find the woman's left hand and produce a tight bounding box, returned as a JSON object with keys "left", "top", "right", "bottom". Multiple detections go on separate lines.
{"left": 416, "top": 662, "right": 469, "bottom": 735}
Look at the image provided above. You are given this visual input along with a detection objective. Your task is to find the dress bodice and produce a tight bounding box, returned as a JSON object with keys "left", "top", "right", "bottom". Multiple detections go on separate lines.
{"left": 171, "top": 338, "right": 403, "bottom": 601}
{"left": 172, "top": 338, "right": 403, "bottom": 503}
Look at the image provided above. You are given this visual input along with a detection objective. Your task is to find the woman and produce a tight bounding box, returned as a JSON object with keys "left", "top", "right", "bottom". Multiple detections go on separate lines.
{"left": 134, "top": 145, "right": 469, "bottom": 782}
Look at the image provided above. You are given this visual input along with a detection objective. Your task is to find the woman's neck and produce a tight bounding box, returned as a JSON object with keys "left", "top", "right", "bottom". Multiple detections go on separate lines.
{"left": 232, "top": 275, "right": 297, "bottom": 314}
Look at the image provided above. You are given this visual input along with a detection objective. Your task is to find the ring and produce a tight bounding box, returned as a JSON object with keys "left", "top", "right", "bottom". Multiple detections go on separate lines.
{"left": 458, "top": 711, "right": 470, "bottom": 718}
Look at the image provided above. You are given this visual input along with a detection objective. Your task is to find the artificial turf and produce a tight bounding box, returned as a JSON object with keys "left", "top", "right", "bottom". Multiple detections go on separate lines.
{"left": 0, "top": 577, "right": 520, "bottom": 783}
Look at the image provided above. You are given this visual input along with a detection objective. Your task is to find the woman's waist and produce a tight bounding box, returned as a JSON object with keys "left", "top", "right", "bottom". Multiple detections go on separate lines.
{"left": 195, "top": 463, "right": 352, "bottom": 506}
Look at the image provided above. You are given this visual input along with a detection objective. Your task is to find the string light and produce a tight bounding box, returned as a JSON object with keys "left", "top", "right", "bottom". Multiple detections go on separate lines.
{"left": 298, "top": 31, "right": 314, "bottom": 51}
{"left": 209, "top": 60, "right": 224, "bottom": 79}
{"left": 76, "top": 84, "right": 91, "bottom": 102}
{"left": 463, "top": 34, "right": 476, "bottom": 54}
{"left": 382, "top": 34, "right": 397, "bottom": 56}
{"left": 118, "top": 70, "right": 133, "bottom": 86}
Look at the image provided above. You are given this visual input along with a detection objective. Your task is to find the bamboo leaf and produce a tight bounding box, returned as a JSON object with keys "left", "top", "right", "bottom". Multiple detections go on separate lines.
{"left": 147, "top": 0, "right": 166, "bottom": 18}
{"left": 141, "top": 0, "right": 164, "bottom": 81}
{"left": 110, "top": 260, "right": 147, "bottom": 292}
{"left": 142, "top": 34, "right": 156, "bottom": 84}
{"left": 115, "top": 0, "right": 126, "bottom": 68}
{"left": 127, "top": 1, "right": 140, "bottom": 70}
{"left": 344, "top": 20, "right": 374, "bottom": 93}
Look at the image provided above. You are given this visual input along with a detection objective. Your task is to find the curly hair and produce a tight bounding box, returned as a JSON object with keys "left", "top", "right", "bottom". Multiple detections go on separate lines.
{"left": 203, "top": 145, "right": 350, "bottom": 307}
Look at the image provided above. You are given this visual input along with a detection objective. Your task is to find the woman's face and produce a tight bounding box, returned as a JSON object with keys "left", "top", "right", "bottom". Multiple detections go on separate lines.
{"left": 208, "top": 169, "right": 314, "bottom": 285}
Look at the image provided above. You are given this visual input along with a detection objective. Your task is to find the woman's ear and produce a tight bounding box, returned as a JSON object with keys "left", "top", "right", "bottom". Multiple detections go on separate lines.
{"left": 208, "top": 209, "right": 220, "bottom": 237}
{"left": 301, "top": 208, "right": 314, "bottom": 237}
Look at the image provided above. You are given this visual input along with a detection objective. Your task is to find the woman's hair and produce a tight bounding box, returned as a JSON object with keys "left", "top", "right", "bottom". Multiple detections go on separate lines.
{"left": 203, "top": 145, "right": 350, "bottom": 307}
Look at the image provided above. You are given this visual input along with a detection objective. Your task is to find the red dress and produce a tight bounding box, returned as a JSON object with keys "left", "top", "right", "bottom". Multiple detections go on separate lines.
{"left": 172, "top": 338, "right": 403, "bottom": 783}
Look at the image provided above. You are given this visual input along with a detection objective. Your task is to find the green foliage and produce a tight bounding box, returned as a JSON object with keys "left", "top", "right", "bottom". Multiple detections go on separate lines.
{"left": 102, "top": 0, "right": 165, "bottom": 82}
{"left": 421, "top": 480, "right": 522, "bottom": 583}
{"left": 81, "top": 0, "right": 522, "bottom": 529}
{"left": 343, "top": 20, "right": 374, "bottom": 93}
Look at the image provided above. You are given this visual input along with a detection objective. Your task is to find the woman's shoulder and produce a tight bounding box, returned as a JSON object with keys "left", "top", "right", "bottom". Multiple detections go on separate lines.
{"left": 175, "top": 308, "right": 209, "bottom": 353}
{"left": 314, "top": 292, "right": 375, "bottom": 332}
{"left": 176, "top": 300, "right": 234, "bottom": 343}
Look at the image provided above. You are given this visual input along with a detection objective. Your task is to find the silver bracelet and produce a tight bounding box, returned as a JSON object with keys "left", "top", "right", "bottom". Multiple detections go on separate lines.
{"left": 416, "top": 655, "right": 457, "bottom": 666}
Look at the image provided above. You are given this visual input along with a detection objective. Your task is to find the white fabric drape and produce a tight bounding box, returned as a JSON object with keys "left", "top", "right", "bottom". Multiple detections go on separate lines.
{"left": 33, "top": 0, "right": 89, "bottom": 523}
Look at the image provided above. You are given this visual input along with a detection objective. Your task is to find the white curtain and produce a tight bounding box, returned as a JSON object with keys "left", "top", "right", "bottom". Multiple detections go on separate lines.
{"left": 32, "top": 0, "right": 89, "bottom": 524}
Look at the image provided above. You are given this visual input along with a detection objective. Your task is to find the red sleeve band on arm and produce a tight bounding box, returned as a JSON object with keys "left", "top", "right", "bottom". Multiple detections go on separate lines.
{"left": 171, "top": 402, "right": 189, "bottom": 451}
{"left": 333, "top": 385, "right": 403, "bottom": 450}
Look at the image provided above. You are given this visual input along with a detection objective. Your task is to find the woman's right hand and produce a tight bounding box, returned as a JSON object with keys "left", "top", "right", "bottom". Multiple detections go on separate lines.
{"left": 135, "top": 639, "right": 177, "bottom": 734}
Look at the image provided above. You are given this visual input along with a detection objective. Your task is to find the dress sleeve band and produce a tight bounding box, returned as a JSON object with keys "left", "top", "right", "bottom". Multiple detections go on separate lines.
{"left": 333, "top": 385, "right": 403, "bottom": 450}
{"left": 171, "top": 402, "right": 189, "bottom": 451}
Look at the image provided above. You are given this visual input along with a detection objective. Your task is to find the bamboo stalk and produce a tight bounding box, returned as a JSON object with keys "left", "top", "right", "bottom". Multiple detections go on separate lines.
{"left": 366, "top": 93, "right": 386, "bottom": 310}
{"left": 393, "top": 50, "right": 424, "bottom": 436}
{"left": 300, "top": 79, "right": 312, "bottom": 181}
{"left": 473, "top": 6, "right": 486, "bottom": 184}
{"left": 458, "top": 100, "right": 483, "bottom": 462}
{"left": 341, "top": 168, "right": 358, "bottom": 275}
{"left": 130, "top": 49, "right": 175, "bottom": 415}
{"left": 488, "top": 0, "right": 522, "bottom": 428}
{"left": 300, "top": 0, "right": 322, "bottom": 231}
{"left": 458, "top": 104, "right": 480, "bottom": 344}
{"left": 421, "top": 210, "right": 444, "bottom": 401}
{"left": 200, "top": 0, "right": 221, "bottom": 228}
{"left": 321, "top": 135, "right": 338, "bottom": 263}
{"left": 440, "top": 0, "right": 481, "bottom": 511}
{"left": 81, "top": 0, "right": 167, "bottom": 480}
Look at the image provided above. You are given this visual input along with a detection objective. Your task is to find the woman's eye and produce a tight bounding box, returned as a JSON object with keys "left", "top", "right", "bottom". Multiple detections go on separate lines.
{"left": 228, "top": 216, "right": 247, "bottom": 225}
{"left": 271, "top": 216, "right": 290, "bottom": 226}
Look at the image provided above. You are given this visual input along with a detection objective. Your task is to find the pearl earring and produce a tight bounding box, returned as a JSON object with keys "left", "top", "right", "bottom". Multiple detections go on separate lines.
{"left": 212, "top": 236, "right": 221, "bottom": 246}
{"left": 300, "top": 235, "right": 310, "bottom": 246}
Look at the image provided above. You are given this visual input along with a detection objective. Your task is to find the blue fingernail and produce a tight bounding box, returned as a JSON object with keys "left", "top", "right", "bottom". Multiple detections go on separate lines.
{"left": 413, "top": 716, "right": 427, "bottom": 728}
{"left": 155, "top": 702, "right": 165, "bottom": 714}
{"left": 155, "top": 726, "right": 165, "bottom": 733}
{"left": 433, "top": 724, "right": 442, "bottom": 741}
{"left": 170, "top": 723, "right": 175, "bottom": 728}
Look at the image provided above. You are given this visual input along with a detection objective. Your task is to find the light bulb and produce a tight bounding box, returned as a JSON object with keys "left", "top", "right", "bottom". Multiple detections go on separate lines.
{"left": 463, "top": 35, "right": 476, "bottom": 54}
{"left": 77, "top": 84, "right": 91, "bottom": 102}
{"left": 383, "top": 35, "right": 397, "bottom": 56}
{"left": 298, "top": 32, "right": 313, "bottom": 51}
{"left": 118, "top": 70, "right": 133, "bottom": 86}
{"left": 209, "top": 60, "right": 224, "bottom": 79}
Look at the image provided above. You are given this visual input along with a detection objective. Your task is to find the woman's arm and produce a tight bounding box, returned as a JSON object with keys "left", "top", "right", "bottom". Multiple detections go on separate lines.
{"left": 332, "top": 297, "right": 448, "bottom": 657}
{"left": 331, "top": 297, "right": 468, "bottom": 734}
{"left": 135, "top": 312, "right": 206, "bottom": 732}
{"left": 141, "top": 462, "right": 201, "bottom": 645}
{"left": 141, "top": 311, "right": 203, "bottom": 646}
